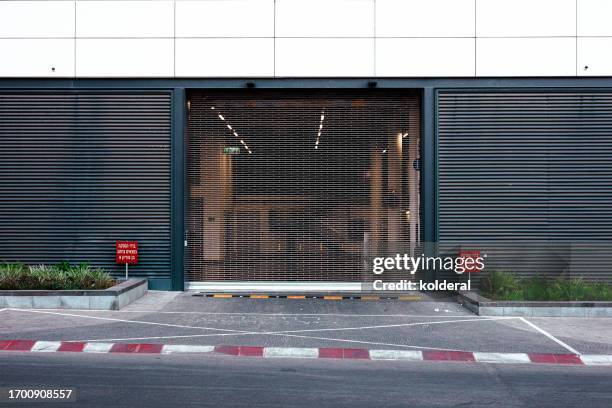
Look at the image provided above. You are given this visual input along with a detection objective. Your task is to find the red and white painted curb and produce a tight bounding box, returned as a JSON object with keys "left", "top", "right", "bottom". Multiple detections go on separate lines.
{"left": 2, "top": 340, "right": 611, "bottom": 366}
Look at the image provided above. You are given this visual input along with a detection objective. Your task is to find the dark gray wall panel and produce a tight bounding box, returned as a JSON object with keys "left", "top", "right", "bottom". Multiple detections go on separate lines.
{"left": 0, "top": 91, "right": 171, "bottom": 279}
{"left": 437, "top": 91, "right": 612, "bottom": 281}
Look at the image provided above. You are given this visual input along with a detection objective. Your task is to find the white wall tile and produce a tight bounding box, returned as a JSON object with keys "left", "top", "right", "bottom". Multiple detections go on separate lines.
{"left": 376, "top": 0, "right": 475, "bottom": 38}
{"left": 76, "top": 39, "right": 174, "bottom": 77}
{"left": 276, "top": 0, "right": 374, "bottom": 37}
{"left": 0, "top": 39, "right": 74, "bottom": 77}
{"left": 477, "top": 0, "right": 575, "bottom": 37}
{"left": 275, "top": 38, "right": 374, "bottom": 77}
{"left": 578, "top": 38, "right": 612, "bottom": 76}
{"left": 377, "top": 38, "right": 475, "bottom": 77}
{"left": 0, "top": 1, "right": 74, "bottom": 38}
{"left": 477, "top": 38, "right": 576, "bottom": 76}
{"left": 175, "top": 39, "right": 274, "bottom": 77}
{"left": 76, "top": 1, "right": 173, "bottom": 38}
{"left": 578, "top": 0, "right": 612, "bottom": 36}
{"left": 176, "top": 0, "right": 274, "bottom": 38}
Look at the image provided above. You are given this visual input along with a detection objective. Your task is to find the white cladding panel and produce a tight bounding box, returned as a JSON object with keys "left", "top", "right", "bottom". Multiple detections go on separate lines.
{"left": 176, "top": 39, "right": 274, "bottom": 77}
{"left": 276, "top": 38, "right": 374, "bottom": 77}
{"left": 578, "top": 0, "right": 612, "bottom": 36}
{"left": 175, "top": 0, "right": 274, "bottom": 38}
{"left": 0, "top": 1, "right": 75, "bottom": 38}
{"left": 0, "top": 0, "right": 611, "bottom": 77}
{"left": 0, "top": 39, "right": 74, "bottom": 77}
{"left": 76, "top": 1, "right": 174, "bottom": 38}
{"left": 76, "top": 39, "right": 174, "bottom": 77}
{"left": 275, "top": 0, "right": 374, "bottom": 37}
{"left": 476, "top": 0, "right": 576, "bottom": 37}
{"left": 477, "top": 38, "right": 576, "bottom": 77}
{"left": 376, "top": 0, "right": 475, "bottom": 38}
{"left": 578, "top": 38, "right": 612, "bottom": 76}
{"left": 377, "top": 39, "right": 475, "bottom": 77}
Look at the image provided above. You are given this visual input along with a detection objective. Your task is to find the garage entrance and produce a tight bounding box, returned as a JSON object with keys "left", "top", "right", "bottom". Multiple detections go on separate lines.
{"left": 186, "top": 91, "right": 420, "bottom": 284}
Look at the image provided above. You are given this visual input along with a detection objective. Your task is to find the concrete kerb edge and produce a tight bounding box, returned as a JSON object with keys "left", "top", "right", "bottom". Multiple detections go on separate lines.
{"left": 1, "top": 340, "right": 611, "bottom": 366}
{"left": 456, "top": 291, "right": 612, "bottom": 317}
{"left": 0, "top": 279, "right": 147, "bottom": 310}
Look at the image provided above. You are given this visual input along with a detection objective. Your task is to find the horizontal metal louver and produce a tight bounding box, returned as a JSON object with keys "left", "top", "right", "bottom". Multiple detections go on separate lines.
{"left": 187, "top": 91, "right": 421, "bottom": 282}
{"left": 0, "top": 91, "right": 171, "bottom": 279}
{"left": 437, "top": 91, "right": 612, "bottom": 282}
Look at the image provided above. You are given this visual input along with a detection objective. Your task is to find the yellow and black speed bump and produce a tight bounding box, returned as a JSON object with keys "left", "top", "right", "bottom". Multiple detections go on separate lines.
{"left": 192, "top": 293, "right": 422, "bottom": 301}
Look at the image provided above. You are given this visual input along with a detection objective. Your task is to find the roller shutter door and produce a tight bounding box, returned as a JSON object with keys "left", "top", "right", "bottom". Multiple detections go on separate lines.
{"left": 187, "top": 91, "right": 421, "bottom": 282}
{"left": 437, "top": 91, "right": 612, "bottom": 281}
{"left": 0, "top": 91, "right": 171, "bottom": 280}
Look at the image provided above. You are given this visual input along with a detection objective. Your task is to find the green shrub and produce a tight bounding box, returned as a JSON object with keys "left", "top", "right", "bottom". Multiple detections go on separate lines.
{"left": 481, "top": 271, "right": 612, "bottom": 301}
{"left": 0, "top": 262, "right": 115, "bottom": 290}
{"left": 481, "top": 270, "right": 520, "bottom": 299}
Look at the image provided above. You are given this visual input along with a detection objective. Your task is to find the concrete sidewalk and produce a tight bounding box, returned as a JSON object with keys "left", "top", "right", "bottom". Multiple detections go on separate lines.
{"left": 1, "top": 291, "right": 612, "bottom": 356}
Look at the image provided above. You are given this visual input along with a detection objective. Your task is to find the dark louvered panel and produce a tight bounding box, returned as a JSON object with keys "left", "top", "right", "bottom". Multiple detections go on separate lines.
{"left": 0, "top": 92, "right": 171, "bottom": 279}
{"left": 437, "top": 91, "right": 612, "bottom": 282}
{"left": 186, "top": 91, "right": 421, "bottom": 282}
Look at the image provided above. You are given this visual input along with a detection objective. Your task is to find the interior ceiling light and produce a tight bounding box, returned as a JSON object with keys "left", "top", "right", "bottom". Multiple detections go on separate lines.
{"left": 212, "top": 106, "right": 252, "bottom": 154}
{"left": 315, "top": 109, "right": 325, "bottom": 149}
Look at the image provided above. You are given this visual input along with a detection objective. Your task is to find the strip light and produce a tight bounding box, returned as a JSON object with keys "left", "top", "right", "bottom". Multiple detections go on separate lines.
{"left": 315, "top": 109, "right": 325, "bottom": 149}
{"left": 211, "top": 106, "right": 252, "bottom": 154}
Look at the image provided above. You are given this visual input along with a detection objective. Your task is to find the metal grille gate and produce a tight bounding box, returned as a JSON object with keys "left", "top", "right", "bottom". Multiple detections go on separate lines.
{"left": 0, "top": 91, "right": 172, "bottom": 280}
{"left": 187, "top": 91, "right": 420, "bottom": 282}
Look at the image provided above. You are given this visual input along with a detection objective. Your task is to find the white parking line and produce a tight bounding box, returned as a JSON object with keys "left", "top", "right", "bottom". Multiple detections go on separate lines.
{"left": 519, "top": 317, "right": 581, "bottom": 355}
{"left": 22, "top": 308, "right": 479, "bottom": 318}
{"left": 14, "top": 309, "right": 256, "bottom": 335}
{"left": 262, "top": 317, "right": 520, "bottom": 335}
{"left": 76, "top": 316, "right": 518, "bottom": 343}
{"left": 263, "top": 332, "right": 467, "bottom": 352}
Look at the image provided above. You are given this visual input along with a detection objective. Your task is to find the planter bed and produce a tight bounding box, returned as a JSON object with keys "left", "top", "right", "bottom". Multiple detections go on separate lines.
{"left": 0, "top": 278, "right": 147, "bottom": 310}
{"left": 457, "top": 290, "right": 612, "bottom": 317}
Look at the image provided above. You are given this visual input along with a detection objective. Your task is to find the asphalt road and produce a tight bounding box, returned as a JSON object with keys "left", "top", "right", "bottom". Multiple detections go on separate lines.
{"left": 0, "top": 352, "right": 610, "bottom": 408}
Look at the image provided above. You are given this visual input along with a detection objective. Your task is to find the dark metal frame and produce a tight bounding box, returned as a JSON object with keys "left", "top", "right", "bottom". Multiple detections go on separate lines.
{"left": 2, "top": 77, "right": 610, "bottom": 289}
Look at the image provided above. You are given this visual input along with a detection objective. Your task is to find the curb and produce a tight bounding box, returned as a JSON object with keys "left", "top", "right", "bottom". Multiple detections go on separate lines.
{"left": 2, "top": 340, "right": 612, "bottom": 366}
{"left": 193, "top": 293, "right": 422, "bottom": 301}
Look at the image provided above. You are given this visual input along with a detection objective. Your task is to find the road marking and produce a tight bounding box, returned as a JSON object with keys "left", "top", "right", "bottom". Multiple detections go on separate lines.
{"left": 249, "top": 295, "right": 269, "bottom": 299}
{"left": 519, "top": 317, "right": 581, "bottom": 355}
{"left": 17, "top": 308, "right": 479, "bottom": 318}
{"left": 323, "top": 296, "right": 343, "bottom": 300}
{"left": 263, "top": 317, "right": 519, "bottom": 335}
{"left": 263, "top": 332, "right": 466, "bottom": 352}
{"left": 212, "top": 294, "right": 233, "bottom": 298}
{"left": 287, "top": 296, "right": 305, "bottom": 299}
{"left": 13, "top": 309, "right": 256, "bottom": 335}
{"left": 80, "top": 332, "right": 264, "bottom": 342}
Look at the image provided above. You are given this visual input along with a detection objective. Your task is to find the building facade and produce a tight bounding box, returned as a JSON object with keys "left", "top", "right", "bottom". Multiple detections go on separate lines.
{"left": 1, "top": 0, "right": 612, "bottom": 290}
